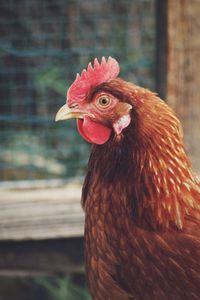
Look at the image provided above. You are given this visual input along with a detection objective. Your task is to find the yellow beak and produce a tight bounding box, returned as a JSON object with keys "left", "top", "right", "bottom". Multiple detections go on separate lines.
{"left": 55, "top": 104, "right": 86, "bottom": 122}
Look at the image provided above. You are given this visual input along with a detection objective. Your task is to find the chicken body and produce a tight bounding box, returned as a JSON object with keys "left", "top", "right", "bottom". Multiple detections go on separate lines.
{"left": 56, "top": 58, "right": 200, "bottom": 300}
{"left": 82, "top": 80, "right": 200, "bottom": 300}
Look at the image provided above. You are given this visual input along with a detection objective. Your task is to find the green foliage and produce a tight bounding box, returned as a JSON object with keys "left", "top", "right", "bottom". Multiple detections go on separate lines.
{"left": 34, "top": 277, "right": 91, "bottom": 300}
{"left": 0, "top": 127, "right": 90, "bottom": 180}
{"left": 35, "top": 67, "right": 67, "bottom": 97}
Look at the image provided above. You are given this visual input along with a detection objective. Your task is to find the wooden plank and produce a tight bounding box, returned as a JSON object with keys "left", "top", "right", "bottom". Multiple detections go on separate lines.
{"left": 155, "top": 0, "right": 167, "bottom": 100}
{"left": 156, "top": 0, "right": 200, "bottom": 174}
{"left": 0, "top": 238, "right": 84, "bottom": 276}
{"left": 0, "top": 181, "right": 84, "bottom": 241}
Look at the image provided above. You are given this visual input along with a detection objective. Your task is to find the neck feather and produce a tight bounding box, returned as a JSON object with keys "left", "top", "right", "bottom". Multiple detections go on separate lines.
{"left": 82, "top": 95, "right": 200, "bottom": 230}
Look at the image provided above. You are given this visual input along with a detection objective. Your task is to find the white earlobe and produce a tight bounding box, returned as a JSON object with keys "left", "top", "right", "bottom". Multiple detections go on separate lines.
{"left": 113, "top": 114, "right": 131, "bottom": 135}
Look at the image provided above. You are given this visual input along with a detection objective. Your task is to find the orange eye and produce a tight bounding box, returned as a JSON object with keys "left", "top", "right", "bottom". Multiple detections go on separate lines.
{"left": 97, "top": 95, "right": 111, "bottom": 108}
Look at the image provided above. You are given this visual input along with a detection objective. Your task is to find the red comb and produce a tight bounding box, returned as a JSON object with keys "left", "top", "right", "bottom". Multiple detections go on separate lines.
{"left": 67, "top": 57, "right": 120, "bottom": 105}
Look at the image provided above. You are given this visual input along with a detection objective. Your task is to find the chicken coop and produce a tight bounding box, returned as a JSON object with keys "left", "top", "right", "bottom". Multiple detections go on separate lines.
{"left": 0, "top": 0, "right": 200, "bottom": 299}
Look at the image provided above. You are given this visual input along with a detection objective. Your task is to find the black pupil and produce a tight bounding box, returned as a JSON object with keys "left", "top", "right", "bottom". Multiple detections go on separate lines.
{"left": 101, "top": 98, "right": 108, "bottom": 105}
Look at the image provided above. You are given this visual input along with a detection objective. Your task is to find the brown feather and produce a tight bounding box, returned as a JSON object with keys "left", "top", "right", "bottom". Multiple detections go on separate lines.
{"left": 82, "top": 79, "right": 200, "bottom": 299}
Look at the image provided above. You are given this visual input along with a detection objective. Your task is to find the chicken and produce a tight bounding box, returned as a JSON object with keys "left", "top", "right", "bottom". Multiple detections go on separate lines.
{"left": 55, "top": 57, "right": 200, "bottom": 300}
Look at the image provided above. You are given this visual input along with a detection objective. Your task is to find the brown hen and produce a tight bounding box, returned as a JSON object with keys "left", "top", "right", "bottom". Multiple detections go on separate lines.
{"left": 56, "top": 57, "right": 200, "bottom": 300}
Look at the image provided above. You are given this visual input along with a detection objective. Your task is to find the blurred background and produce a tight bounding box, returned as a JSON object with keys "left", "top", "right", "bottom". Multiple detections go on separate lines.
{"left": 0, "top": 0, "right": 200, "bottom": 299}
{"left": 0, "top": 0, "right": 155, "bottom": 182}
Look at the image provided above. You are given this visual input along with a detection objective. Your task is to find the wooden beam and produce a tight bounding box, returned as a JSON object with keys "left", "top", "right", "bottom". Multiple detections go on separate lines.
{"left": 0, "top": 238, "right": 84, "bottom": 276}
{"left": 155, "top": 0, "right": 168, "bottom": 99}
{"left": 156, "top": 0, "right": 200, "bottom": 173}
{"left": 0, "top": 181, "right": 84, "bottom": 240}
{"left": 0, "top": 181, "right": 85, "bottom": 276}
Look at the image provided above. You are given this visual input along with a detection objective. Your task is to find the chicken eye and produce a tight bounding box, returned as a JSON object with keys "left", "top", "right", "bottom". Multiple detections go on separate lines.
{"left": 97, "top": 95, "right": 111, "bottom": 108}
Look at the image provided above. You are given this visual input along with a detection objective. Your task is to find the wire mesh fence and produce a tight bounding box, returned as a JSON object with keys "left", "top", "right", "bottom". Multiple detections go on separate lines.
{"left": 0, "top": 0, "right": 155, "bottom": 181}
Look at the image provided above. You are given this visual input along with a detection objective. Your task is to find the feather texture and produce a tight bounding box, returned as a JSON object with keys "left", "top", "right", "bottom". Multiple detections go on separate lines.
{"left": 81, "top": 79, "right": 200, "bottom": 299}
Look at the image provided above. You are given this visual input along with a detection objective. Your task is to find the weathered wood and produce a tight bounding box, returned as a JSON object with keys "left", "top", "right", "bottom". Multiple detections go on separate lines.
{"left": 155, "top": 0, "right": 167, "bottom": 99}
{"left": 0, "top": 238, "right": 84, "bottom": 276}
{"left": 0, "top": 181, "right": 84, "bottom": 241}
{"left": 156, "top": 0, "right": 200, "bottom": 173}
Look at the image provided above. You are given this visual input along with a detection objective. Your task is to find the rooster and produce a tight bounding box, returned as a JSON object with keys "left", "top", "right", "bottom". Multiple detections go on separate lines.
{"left": 55, "top": 57, "right": 200, "bottom": 300}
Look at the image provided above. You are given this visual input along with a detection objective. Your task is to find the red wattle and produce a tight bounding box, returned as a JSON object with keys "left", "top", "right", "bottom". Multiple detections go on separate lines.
{"left": 77, "top": 119, "right": 93, "bottom": 143}
{"left": 77, "top": 117, "right": 111, "bottom": 145}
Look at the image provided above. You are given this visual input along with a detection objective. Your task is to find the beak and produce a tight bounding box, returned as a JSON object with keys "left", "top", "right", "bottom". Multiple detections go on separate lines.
{"left": 55, "top": 104, "right": 86, "bottom": 122}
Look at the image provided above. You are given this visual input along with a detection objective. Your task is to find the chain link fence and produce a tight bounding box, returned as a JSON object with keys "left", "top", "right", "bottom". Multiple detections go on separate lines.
{"left": 0, "top": 0, "right": 155, "bottom": 181}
